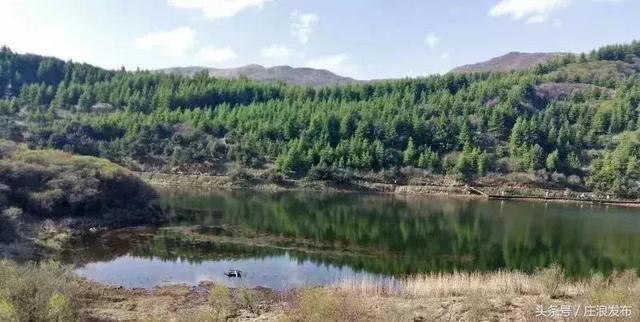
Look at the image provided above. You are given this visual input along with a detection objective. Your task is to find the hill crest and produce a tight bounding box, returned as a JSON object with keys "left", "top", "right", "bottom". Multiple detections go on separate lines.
{"left": 159, "top": 64, "right": 358, "bottom": 87}
{"left": 451, "top": 52, "right": 565, "bottom": 73}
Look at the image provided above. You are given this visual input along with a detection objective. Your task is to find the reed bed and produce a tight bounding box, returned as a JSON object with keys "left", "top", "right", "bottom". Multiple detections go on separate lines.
{"left": 334, "top": 266, "right": 633, "bottom": 300}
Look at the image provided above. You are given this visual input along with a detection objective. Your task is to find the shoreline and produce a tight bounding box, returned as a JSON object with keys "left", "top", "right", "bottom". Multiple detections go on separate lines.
{"left": 487, "top": 195, "right": 640, "bottom": 208}
{"left": 138, "top": 171, "right": 640, "bottom": 208}
{"left": 74, "top": 267, "right": 639, "bottom": 321}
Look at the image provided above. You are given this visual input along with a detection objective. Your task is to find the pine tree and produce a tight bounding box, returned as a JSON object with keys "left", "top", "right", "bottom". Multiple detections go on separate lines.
{"left": 546, "top": 150, "right": 560, "bottom": 171}
{"left": 509, "top": 117, "right": 526, "bottom": 156}
{"left": 403, "top": 138, "right": 417, "bottom": 166}
{"left": 454, "top": 151, "right": 476, "bottom": 183}
{"left": 567, "top": 152, "right": 581, "bottom": 170}
{"left": 477, "top": 151, "right": 489, "bottom": 176}
{"left": 458, "top": 119, "right": 472, "bottom": 148}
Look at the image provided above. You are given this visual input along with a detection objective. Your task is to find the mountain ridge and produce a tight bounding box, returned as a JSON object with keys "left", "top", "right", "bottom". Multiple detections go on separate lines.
{"left": 451, "top": 52, "right": 566, "bottom": 73}
{"left": 158, "top": 64, "right": 359, "bottom": 87}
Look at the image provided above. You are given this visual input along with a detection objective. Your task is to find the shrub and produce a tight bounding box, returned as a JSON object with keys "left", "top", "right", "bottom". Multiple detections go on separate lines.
{"left": 209, "top": 285, "right": 233, "bottom": 320}
{"left": 567, "top": 174, "right": 582, "bottom": 186}
{"left": 2, "top": 207, "right": 23, "bottom": 220}
{"left": 294, "top": 288, "right": 338, "bottom": 322}
{"left": 550, "top": 171, "right": 567, "bottom": 184}
{"left": 381, "top": 168, "right": 405, "bottom": 184}
{"left": 0, "top": 144, "right": 162, "bottom": 225}
{"left": 201, "top": 285, "right": 260, "bottom": 321}
{"left": 227, "top": 144, "right": 265, "bottom": 168}
{"left": 306, "top": 165, "right": 352, "bottom": 184}
{"left": 535, "top": 264, "right": 565, "bottom": 298}
{"left": 0, "top": 208, "right": 20, "bottom": 243}
{"left": 283, "top": 288, "right": 375, "bottom": 322}
{"left": 0, "top": 297, "right": 16, "bottom": 322}
{"left": 590, "top": 270, "right": 638, "bottom": 306}
{"left": 494, "top": 157, "right": 510, "bottom": 174}
{"left": 0, "top": 260, "right": 81, "bottom": 321}
{"left": 47, "top": 293, "right": 75, "bottom": 322}
{"left": 0, "top": 140, "right": 19, "bottom": 159}
{"left": 262, "top": 168, "right": 285, "bottom": 185}
{"left": 306, "top": 165, "right": 333, "bottom": 181}
{"left": 237, "top": 289, "right": 257, "bottom": 313}
{"left": 228, "top": 166, "right": 253, "bottom": 183}
{"left": 534, "top": 169, "right": 549, "bottom": 181}
{"left": 29, "top": 189, "right": 66, "bottom": 216}
{"left": 330, "top": 169, "right": 353, "bottom": 185}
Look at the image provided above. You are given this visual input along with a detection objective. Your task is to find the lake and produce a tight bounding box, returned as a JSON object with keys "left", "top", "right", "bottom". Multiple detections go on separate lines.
{"left": 70, "top": 189, "right": 640, "bottom": 289}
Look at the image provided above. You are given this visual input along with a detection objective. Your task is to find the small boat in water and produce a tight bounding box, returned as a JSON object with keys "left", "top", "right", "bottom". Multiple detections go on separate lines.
{"left": 224, "top": 270, "right": 242, "bottom": 278}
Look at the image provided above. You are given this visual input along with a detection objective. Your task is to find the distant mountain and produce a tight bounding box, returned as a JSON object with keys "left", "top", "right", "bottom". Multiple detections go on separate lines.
{"left": 451, "top": 52, "right": 565, "bottom": 73}
{"left": 159, "top": 64, "right": 358, "bottom": 87}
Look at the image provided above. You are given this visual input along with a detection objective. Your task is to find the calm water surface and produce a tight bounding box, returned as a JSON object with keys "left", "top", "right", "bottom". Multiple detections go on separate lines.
{"left": 72, "top": 190, "right": 640, "bottom": 289}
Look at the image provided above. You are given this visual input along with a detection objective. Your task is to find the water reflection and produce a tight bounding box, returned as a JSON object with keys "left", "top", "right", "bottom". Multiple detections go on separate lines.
{"left": 71, "top": 190, "right": 640, "bottom": 288}
{"left": 76, "top": 254, "right": 383, "bottom": 289}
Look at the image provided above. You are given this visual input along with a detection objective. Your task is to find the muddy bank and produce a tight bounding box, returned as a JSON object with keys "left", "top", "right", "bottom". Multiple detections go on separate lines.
{"left": 138, "top": 172, "right": 479, "bottom": 196}
{"left": 78, "top": 279, "right": 281, "bottom": 321}
{"left": 139, "top": 172, "right": 640, "bottom": 208}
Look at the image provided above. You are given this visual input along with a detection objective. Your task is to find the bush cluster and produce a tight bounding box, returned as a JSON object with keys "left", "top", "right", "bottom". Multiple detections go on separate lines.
{"left": 0, "top": 260, "right": 80, "bottom": 322}
{"left": 0, "top": 140, "right": 161, "bottom": 227}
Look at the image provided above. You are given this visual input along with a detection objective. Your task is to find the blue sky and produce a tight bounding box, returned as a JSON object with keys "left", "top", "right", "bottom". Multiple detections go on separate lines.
{"left": 0, "top": 0, "right": 638, "bottom": 79}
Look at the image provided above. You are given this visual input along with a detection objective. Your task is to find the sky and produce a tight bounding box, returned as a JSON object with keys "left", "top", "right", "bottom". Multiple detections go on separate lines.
{"left": 0, "top": 0, "right": 638, "bottom": 79}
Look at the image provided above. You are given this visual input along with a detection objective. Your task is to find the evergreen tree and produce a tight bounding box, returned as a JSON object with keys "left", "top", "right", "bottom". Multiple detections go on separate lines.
{"left": 546, "top": 150, "right": 560, "bottom": 171}
{"left": 403, "top": 138, "right": 417, "bottom": 166}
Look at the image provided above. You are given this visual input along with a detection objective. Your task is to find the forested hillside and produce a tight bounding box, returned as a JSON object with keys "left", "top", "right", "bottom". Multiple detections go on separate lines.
{"left": 2, "top": 42, "right": 640, "bottom": 197}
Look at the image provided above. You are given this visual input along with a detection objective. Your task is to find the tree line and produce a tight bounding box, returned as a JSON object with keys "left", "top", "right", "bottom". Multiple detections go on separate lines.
{"left": 1, "top": 41, "right": 640, "bottom": 197}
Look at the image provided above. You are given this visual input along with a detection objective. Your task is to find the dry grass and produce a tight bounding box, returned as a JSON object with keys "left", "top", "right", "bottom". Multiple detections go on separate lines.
{"left": 279, "top": 288, "right": 378, "bottom": 322}
{"left": 328, "top": 267, "right": 640, "bottom": 321}
{"left": 161, "top": 285, "right": 266, "bottom": 322}
{"left": 335, "top": 268, "right": 625, "bottom": 300}
{"left": 407, "top": 271, "right": 540, "bottom": 297}
{"left": 2, "top": 257, "right": 638, "bottom": 322}
{"left": 60, "top": 266, "right": 640, "bottom": 321}
{"left": 14, "top": 148, "right": 126, "bottom": 178}
{"left": 0, "top": 140, "right": 125, "bottom": 179}
{"left": 335, "top": 271, "right": 543, "bottom": 298}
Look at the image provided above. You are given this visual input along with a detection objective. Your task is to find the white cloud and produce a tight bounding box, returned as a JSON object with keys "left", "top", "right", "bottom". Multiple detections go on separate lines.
{"left": 291, "top": 11, "right": 319, "bottom": 44}
{"left": 168, "top": 0, "right": 273, "bottom": 20}
{"left": 489, "top": 0, "right": 572, "bottom": 23}
{"left": 260, "top": 44, "right": 293, "bottom": 63}
{"left": 195, "top": 46, "right": 238, "bottom": 63}
{"left": 0, "top": 0, "right": 94, "bottom": 63}
{"left": 441, "top": 51, "right": 450, "bottom": 59}
{"left": 132, "top": 27, "right": 195, "bottom": 57}
{"left": 425, "top": 33, "right": 439, "bottom": 49}
{"left": 305, "top": 54, "right": 358, "bottom": 77}
{"left": 553, "top": 18, "right": 564, "bottom": 27}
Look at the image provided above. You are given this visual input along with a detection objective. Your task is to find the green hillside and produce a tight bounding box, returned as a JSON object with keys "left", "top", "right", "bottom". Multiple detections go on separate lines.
{"left": 1, "top": 42, "right": 640, "bottom": 197}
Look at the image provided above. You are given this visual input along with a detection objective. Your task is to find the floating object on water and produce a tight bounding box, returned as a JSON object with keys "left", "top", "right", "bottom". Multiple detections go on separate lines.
{"left": 224, "top": 270, "right": 242, "bottom": 278}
